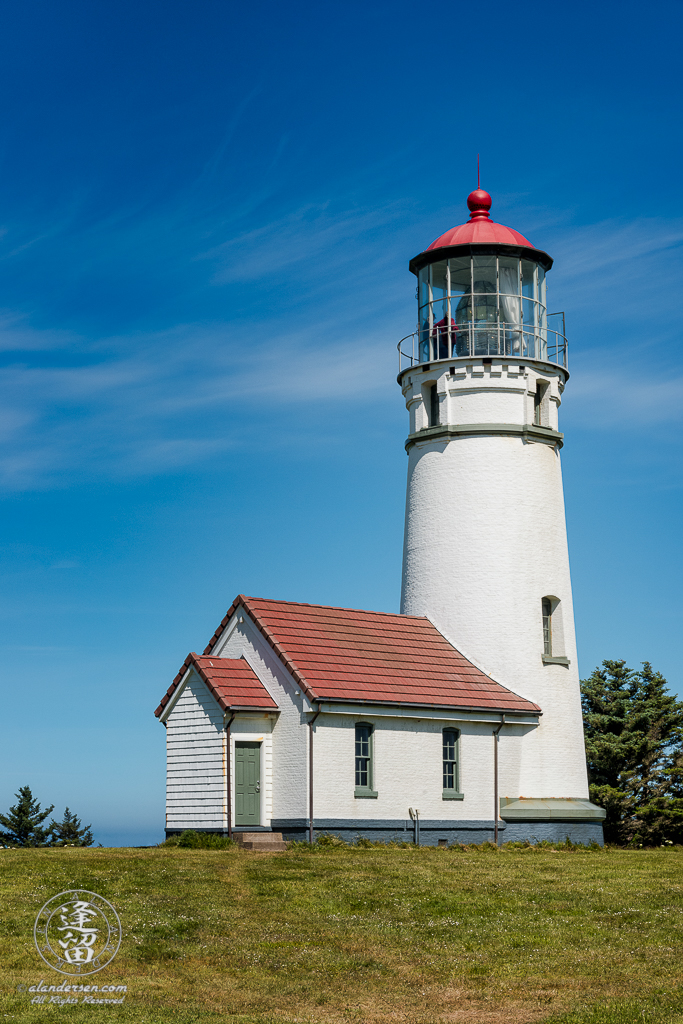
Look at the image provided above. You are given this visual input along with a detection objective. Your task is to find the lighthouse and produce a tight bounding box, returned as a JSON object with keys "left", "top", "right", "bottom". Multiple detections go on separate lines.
{"left": 399, "top": 188, "right": 590, "bottom": 801}
{"left": 156, "top": 184, "right": 605, "bottom": 849}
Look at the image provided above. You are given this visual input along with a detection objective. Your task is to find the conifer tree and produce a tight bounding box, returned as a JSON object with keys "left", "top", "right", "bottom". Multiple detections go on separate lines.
{"left": 0, "top": 785, "right": 54, "bottom": 847}
{"left": 581, "top": 661, "right": 683, "bottom": 844}
{"left": 50, "top": 808, "right": 94, "bottom": 847}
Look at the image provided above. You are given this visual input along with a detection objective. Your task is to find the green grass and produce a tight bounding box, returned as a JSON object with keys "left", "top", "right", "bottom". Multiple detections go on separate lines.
{"left": 1, "top": 843, "right": 683, "bottom": 1023}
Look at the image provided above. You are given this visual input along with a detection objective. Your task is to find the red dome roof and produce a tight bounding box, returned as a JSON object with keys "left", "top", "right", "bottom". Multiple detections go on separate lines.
{"left": 426, "top": 189, "right": 534, "bottom": 251}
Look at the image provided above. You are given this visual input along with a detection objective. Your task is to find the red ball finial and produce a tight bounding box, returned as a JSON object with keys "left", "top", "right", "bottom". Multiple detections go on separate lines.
{"left": 467, "top": 189, "right": 492, "bottom": 220}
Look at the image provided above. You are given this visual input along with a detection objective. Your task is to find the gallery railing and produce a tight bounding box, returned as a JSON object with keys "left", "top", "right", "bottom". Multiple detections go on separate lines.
{"left": 397, "top": 319, "right": 568, "bottom": 372}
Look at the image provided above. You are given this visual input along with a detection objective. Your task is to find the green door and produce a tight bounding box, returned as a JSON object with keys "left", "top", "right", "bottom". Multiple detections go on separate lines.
{"left": 235, "top": 742, "right": 261, "bottom": 826}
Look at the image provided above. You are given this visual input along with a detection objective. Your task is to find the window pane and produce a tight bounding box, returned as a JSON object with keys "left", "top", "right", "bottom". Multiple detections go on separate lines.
{"left": 430, "top": 261, "right": 447, "bottom": 327}
{"left": 472, "top": 255, "right": 496, "bottom": 295}
{"left": 448, "top": 257, "right": 471, "bottom": 298}
{"left": 522, "top": 297, "right": 537, "bottom": 358}
{"left": 542, "top": 600, "right": 552, "bottom": 656}
{"left": 472, "top": 293, "right": 498, "bottom": 324}
{"left": 418, "top": 266, "right": 429, "bottom": 308}
{"left": 443, "top": 729, "right": 457, "bottom": 790}
{"left": 499, "top": 257, "right": 520, "bottom": 328}
{"left": 419, "top": 297, "right": 432, "bottom": 363}
{"left": 498, "top": 257, "right": 519, "bottom": 294}
{"left": 537, "top": 266, "right": 546, "bottom": 309}
{"left": 430, "top": 261, "right": 447, "bottom": 299}
{"left": 521, "top": 260, "right": 536, "bottom": 300}
{"left": 355, "top": 725, "right": 371, "bottom": 789}
{"left": 499, "top": 294, "right": 520, "bottom": 327}
{"left": 454, "top": 294, "right": 473, "bottom": 323}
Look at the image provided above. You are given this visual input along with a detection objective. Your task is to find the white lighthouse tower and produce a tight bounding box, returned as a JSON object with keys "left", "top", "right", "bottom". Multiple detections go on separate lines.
{"left": 399, "top": 187, "right": 592, "bottom": 806}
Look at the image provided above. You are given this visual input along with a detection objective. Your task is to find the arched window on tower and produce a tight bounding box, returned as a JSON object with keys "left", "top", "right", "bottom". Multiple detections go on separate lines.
{"left": 542, "top": 599, "right": 552, "bottom": 655}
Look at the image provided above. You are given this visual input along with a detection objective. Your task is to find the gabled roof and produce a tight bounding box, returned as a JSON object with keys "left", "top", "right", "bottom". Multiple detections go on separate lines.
{"left": 198, "top": 595, "right": 540, "bottom": 716}
{"left": 155, "top": 653, "right": 278, "bottom": 718}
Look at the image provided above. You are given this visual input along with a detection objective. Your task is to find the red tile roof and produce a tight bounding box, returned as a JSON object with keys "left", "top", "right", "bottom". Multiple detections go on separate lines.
{"left": 155, "top": 652, "right": 278, "bottom": 718}
{"left": 198, "top": 595, "right": 540, "bottom": 716}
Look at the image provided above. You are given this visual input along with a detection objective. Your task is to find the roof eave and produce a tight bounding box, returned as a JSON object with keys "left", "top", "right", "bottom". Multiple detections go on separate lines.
{"left": 409, "top": 242, "right": 553, "bottom": 276}
{"left": 312, "top": 696, "right": 541, "bottom": 716}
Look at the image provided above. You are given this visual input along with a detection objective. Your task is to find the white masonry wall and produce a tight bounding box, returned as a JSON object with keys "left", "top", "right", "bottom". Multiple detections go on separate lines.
{"left": 312, "top": 710, "right": 535, "bottom": 822}
{"left": 400, "top": 359, "right": 589, "bottom": 800}
{"left": 164, "top": 668, "right": 226, "bottom": 832}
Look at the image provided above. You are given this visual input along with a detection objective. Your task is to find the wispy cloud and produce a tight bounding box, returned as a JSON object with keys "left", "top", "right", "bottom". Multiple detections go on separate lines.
{"left": 567, "top": 361, "right": 683, "bottom": 428}
{"left": 202, "top": 200, "right": 403, "bottom": 283}
{"left": 0, "top": 313, "right": 398, "bottom": 489}
{"left": 1, "top": 190, "right": 681, "bottom": 491}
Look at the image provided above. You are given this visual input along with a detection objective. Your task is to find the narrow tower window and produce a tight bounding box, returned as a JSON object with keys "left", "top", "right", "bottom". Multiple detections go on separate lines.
{"left": 534, "top": 382, "right": 545, "bottom": 425}
{"left": 542, "top": 599, "right": 552, "bottom": 655}
{"left": 430, "top": 384, "right": 439, "bottom": 427}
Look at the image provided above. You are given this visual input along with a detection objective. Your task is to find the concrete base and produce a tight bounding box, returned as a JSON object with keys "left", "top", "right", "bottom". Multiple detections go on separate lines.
{"left": 271, "top": 818, "right": 604, "bottom": 847}
{"left": 502, "top": 821, "right": 604, "bottom": 845}
{"left": 165, "top": 819, "right": 604, "bottom": 847}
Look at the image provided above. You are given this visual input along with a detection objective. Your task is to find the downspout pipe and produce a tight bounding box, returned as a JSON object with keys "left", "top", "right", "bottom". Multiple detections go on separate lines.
{"left": 308, "top": 706, "right": 321, "bottom": 845}
{"left": 224, "top": 711, "right": 236, "bottom": 839}
{"left": 492, "top": 715, "right": 506, "bottom": 846}
{"left": 408, "top": 807, "right": 420, "bottom": 846}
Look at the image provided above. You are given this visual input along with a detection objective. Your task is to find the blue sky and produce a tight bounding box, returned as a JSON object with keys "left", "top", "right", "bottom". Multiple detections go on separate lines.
{"left": 0, "top": 0, "right": 682, "bottom": 846}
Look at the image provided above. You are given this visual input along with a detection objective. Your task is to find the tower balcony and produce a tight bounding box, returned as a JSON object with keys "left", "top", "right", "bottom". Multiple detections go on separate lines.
{"left": 398, "top": 318, "right": 567, "bottom": 374}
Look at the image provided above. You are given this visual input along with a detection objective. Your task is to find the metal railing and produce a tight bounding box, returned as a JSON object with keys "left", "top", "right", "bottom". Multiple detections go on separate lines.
{"left": 398, "top": 318, "right": 568, "bottom": 372}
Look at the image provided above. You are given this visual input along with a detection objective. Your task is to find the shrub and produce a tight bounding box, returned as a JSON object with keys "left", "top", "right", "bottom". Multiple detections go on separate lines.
{"left": 162, "top": 830, "right": 236, "bottom": 849}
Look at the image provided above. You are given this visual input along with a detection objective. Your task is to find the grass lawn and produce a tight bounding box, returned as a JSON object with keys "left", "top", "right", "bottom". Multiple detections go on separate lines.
{"left": 1, "top": 843, "right": 683, "bottom": 1024}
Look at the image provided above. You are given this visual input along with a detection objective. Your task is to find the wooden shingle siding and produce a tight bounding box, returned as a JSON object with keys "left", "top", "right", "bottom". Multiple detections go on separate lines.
{"left": 166, "top": 670, "right": 225, "bottom": 831}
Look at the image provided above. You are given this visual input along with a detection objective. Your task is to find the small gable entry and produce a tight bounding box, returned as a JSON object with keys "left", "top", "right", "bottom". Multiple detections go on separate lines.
{"left": 235, "top": 742, "right": 261, "bottom": 826}
{"left": 156, "top": 595, "right": 601, "bottom": 846}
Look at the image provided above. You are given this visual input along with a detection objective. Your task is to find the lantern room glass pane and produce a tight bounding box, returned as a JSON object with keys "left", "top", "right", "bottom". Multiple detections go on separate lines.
{"left": 418, "top": 265, "right": 430, "bottom": 308}
{"left": 522, "top": 297, "right": 536, "bottom": 327}
{"left": 454, "top": 292, "right": 472, "bottom": 324}
{"left": 430, "top": 261, "right": 448, "bottom": 326}
{"left": 538, "top": 306, "right": 548, "bottom": 360}
{"left": 521, "top": 260, "right": 536, "bottom": 300}
{"left": 473, "top": 294, "right": 498, "bottom": 324}
{"left": 448, "top": 257, "right": 471, "bottom": 297}
{"left": 498, "top": 256, "right": 519, "bottom": 294}
{"left": 472, "top": 255, "right": 497, "bottom": 295}
{"left": 538, "top": 265, "right": 546, "bottom": 309}
{"left": 419, "top": 307, "right": 430, "bottom": 362}
{"left": 498, "top": 256, "right": 520, "bottom": 328}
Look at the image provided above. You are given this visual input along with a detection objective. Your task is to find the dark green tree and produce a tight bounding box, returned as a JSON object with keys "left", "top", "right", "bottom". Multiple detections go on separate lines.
{"left": 50, "top": 808, "right": 94, "bottom": 847}
{"left": 581, "top": 660, "right": 683, "bottom": 845}
{"left": 0, "top": 785, "right": 54, "bottom": 847}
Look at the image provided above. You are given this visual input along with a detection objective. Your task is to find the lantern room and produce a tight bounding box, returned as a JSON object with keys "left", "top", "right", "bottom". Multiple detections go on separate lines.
{"left": 400, "top": 189, "right": 566, "bottom": 370}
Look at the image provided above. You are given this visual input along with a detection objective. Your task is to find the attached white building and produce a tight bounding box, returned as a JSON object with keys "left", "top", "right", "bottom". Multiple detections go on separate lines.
{"left": 155, "top": 188, "right": 605, "bottom": 846}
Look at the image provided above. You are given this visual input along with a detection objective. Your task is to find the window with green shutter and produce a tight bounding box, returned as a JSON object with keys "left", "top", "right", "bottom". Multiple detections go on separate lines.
{"left": 442, "top": 728, "right": 463, "bottom": 800}
{"left": 354, "top": 723, "right": 378, "bottom": 798}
